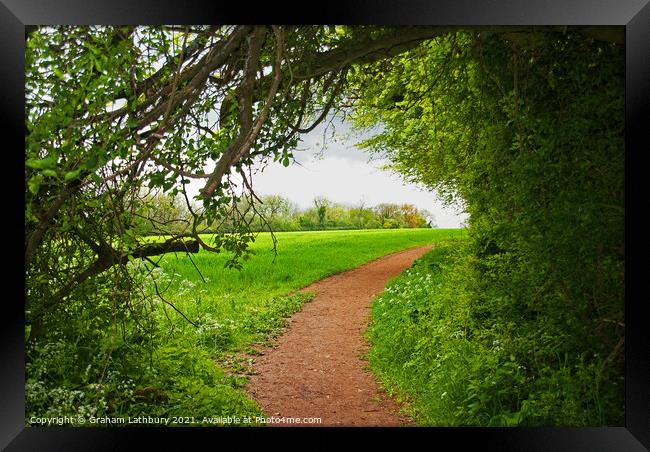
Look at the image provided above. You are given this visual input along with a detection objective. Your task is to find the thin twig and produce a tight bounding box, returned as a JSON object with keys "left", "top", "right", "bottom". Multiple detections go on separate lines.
{"left": 152, "top": 278, "right": 198, "bottom": 327}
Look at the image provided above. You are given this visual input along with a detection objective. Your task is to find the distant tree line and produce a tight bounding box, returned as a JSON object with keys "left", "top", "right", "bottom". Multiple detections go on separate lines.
{"left": 134, "top": 191, "right": 436, "bottom": 235}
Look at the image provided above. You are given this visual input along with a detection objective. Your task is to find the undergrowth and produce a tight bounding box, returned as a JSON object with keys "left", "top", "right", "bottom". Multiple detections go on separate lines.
{"left": 367, "top": 238, "right": 624, "bottom": 426}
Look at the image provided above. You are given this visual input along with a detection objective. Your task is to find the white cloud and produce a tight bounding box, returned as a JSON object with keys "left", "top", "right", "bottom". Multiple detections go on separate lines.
{"left": 186, "top": 119, "right": 469, "bottom": 228}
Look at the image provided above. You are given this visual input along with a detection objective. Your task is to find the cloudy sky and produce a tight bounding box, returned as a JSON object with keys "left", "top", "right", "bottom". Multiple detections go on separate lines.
{"left": 187, "top": 118, "right": 468, "bottom": 228}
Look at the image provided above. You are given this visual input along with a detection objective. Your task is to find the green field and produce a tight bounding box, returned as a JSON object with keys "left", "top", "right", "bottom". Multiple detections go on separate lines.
{"left": 156, "top": 228, "right": 461, "bottom": 352}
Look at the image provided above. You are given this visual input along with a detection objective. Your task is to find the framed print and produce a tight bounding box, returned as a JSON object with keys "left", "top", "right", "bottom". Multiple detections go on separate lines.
{"left": 3, "top": 0, "right": 649, "bottom": 449}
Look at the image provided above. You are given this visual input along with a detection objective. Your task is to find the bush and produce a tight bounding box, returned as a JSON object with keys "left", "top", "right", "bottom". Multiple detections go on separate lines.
{"left": 367, "top": 239, "right": 624, "bottom": 426}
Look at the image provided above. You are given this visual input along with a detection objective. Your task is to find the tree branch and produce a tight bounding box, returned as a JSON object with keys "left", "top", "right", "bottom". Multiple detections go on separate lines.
{"left": 42, "top": 238, "right": 200, "bottom": 314}
{"left": 201, "top": 26, "right": 283, "bottom": 199}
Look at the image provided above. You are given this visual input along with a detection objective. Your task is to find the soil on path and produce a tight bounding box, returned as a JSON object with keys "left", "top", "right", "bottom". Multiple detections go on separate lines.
{"left": 247, "top": 245, "right": 432, "bottom": 427}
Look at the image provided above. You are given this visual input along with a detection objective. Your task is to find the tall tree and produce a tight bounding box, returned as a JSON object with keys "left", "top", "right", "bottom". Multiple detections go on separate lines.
{"left": 313, "top": 196, "right": 330, "bottom": 227}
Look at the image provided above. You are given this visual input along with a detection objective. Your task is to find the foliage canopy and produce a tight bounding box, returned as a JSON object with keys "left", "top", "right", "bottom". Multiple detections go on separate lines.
{"left": 352, "top": 30, "right": 624, "bottom": 425}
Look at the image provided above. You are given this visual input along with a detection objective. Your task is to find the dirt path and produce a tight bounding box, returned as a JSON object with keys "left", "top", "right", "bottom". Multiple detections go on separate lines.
{"left": 247, "top": 245, "right": 431, "bottom": 427}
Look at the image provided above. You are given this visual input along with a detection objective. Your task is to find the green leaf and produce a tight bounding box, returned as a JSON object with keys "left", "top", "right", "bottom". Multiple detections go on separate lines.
{"left": 82, "top": 153, "right": 104, "bottom": 171}
{"left": 148, "top": 173, "right": 165, "bottom": 188}
{"left": 282, "top": 156, "right": 290, "bottom": 167}
{"left": 28, "top": 176, "right": 42, "bottom": 195}
{"left": 94, "top": 58, "right": 103, "bottom": 72}
{"left": 41, "top": 169, "right": 58, "bottom": 178}
{"left": 53, "top": 67, "right": 65, "bottom": 81}
{"left": 26, "top": 156, "right": 57, "bottom": 170}
{"left": 64, "top": 169, "right": 82, "bottom": 181}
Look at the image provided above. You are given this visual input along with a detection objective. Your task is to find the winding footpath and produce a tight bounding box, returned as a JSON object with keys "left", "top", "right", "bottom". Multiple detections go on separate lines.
{"left": 247, "top": 246, "right": 432, "bottom": 427}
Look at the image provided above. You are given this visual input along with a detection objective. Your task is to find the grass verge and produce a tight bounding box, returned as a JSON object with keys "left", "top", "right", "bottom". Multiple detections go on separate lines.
{"left": 366, "top": 237, "right": 624, "bottom": 426}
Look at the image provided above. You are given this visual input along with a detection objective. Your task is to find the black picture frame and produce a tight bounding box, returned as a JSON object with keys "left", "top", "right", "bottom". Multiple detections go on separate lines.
{"left": 3, "top": 1, "right": 648, "bottom": 450}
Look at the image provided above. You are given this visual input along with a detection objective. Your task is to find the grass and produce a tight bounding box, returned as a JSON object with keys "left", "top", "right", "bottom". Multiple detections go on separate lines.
{"left": 153, "top": 228, "right": 461, "bottom": 352}
{"left": 366, "top": 237, "right": 624, "bottom": 427}
{"left": 366, "top": 239, "right": 476, "bottom": 425}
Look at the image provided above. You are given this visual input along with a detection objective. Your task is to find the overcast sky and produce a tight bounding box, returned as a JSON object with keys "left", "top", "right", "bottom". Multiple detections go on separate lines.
{"left": 187, "top": 118, "right": 469, "bottom": 228}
